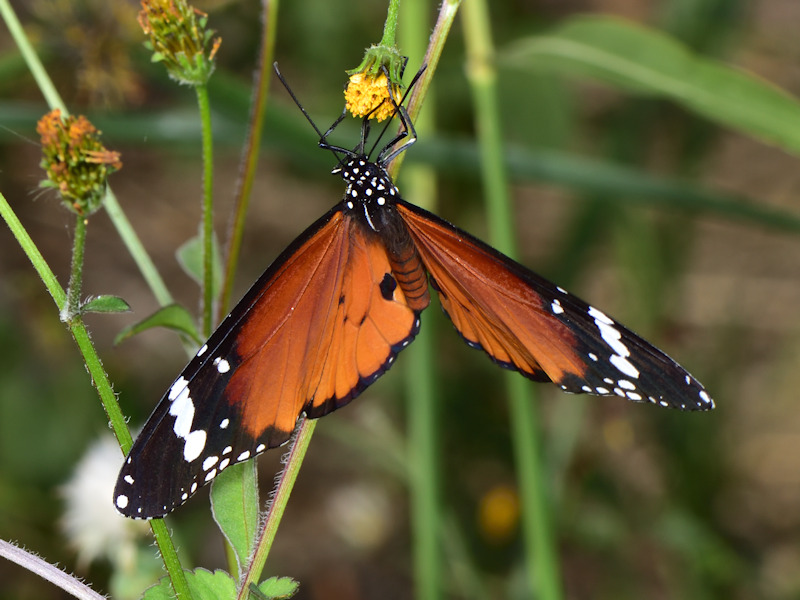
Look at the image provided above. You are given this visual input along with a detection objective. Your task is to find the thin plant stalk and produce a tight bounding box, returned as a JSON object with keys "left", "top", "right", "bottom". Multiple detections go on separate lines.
{"left": 0, "top": 192, "right": 191, "bottom": 600}
{"left": 461, "top": 0, "right": 564, "bottom": 598}
{"left": 0, "top": 540, "right": 106, "bottom": 600}
{"left": 219, "top": 0, "right": 280, "bottom": 320}
{"left": 236, "top": 419, "right": 317, "bottom": 598}
{"left": 390, "top": 0, "right": 461, "bottom": 176}
{"left": 399, "top": 0, "right": 444, "bottom": 597}
{"left": 197, "top": 83, "right": 216, "bottom": 337}
{"left": 63, "top": 214, "right": 87, "bottom": 322}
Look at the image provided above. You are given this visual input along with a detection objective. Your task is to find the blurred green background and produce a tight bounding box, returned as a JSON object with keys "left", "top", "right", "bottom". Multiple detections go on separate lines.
{"left": 1, "top": 0, "right": 800, "bottom": 598}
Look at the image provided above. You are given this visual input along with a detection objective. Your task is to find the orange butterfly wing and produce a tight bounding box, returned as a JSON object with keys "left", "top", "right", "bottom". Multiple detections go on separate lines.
{"left": 227, "top": 209, "right": 424, "bottom": 440}
{"left": 115, "top": 206, "right": 426, "bottom": 517}
{"left": 397, "top": 200, "right": 712, "bottom": 410}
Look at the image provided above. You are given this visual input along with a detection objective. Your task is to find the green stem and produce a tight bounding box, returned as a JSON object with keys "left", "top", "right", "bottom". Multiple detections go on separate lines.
{"left": 237, "top": 419, "right": 317, "bottom": 599}
{"left": 104, "top": 188, "right": 175, "bottom": 307}
{"left": 219, "top": 0, "right": 280, "bottom": 320}
{"left": 63, "top": 214, "right": 87, "bottom": 322}
{"left": 0, "top": 0, "right": 65, "bottom": 112}
{"left": 461, "top": 1, "right": 564, "bottom": 598}
{"left": 196, "top": 83, "right": 216, "bottom": 337}
{"left": 0, "top": 192, "right": 191, "bottom": 600}
{"left": 399, "top": 1, "right": 443, "bottom": 597}
{"left": 379, "top": 0, "right": 401, "bottom": 48}
{"left": 389, "top": 0, "right": 461, "bottom": 178}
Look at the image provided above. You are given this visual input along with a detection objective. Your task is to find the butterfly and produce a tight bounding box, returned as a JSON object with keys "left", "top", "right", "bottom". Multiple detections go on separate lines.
{"left": 114, "top": 65, "right": 713, "bottom": 519}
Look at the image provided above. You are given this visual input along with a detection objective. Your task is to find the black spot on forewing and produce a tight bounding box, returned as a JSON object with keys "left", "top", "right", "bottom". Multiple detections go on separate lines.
{"left": 380, "top": 273, "right": 397, "bottom": 301}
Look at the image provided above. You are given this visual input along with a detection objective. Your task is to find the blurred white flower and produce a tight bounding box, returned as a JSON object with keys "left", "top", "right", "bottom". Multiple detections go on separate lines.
{"left": 60, "top": 434, "right": 149, "bottom": 570}
{"left": 326, "top": 482, "right": 393, "bottom": 551}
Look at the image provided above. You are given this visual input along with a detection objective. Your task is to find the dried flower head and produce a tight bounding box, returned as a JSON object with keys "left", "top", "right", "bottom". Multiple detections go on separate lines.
{"left": 138, "top": 0, "right": 220, "bottom": 86}
{"left": 37, "top": 109, "right": 121, "bottom": 216}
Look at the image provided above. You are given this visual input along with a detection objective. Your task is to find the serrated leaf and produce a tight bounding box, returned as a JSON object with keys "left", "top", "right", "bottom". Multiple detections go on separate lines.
{"left": 114, "top": 303, "right": 202, "bottom": 346}
{"left": 80, "top": 295, "right": 131, "bottom": 314}
{"left": 502, "top": 15, "right": 800, "bottom": 156}
{"left": 211, "top": 461, "right": 260, "bottom": 575}
{"left": 144, "top": 569, "right": 237, "bottom": 600}
{"left": 177, "top": 233, "right": 222, "bottom": 296}
{"left": 254, "top": 577, "right": 299, "bottom": 599}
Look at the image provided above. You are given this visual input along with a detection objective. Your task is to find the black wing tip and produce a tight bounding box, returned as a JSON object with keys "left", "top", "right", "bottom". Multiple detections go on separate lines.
{"left": 113, "top": 427, "right": 292, "bottom": 520}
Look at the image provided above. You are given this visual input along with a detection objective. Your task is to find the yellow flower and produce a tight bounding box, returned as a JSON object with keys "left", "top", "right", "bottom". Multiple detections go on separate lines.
{"left": 478, "top": 484, "right": 520, "bottom": 544}
{"left": 344, "top": 71, "right": 401, "bottom": 122}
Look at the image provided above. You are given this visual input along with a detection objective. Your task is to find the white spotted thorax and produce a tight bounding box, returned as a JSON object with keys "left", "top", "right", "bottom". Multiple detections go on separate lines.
{"left": 334, "top": 158, "right": 398, "bottom": 231}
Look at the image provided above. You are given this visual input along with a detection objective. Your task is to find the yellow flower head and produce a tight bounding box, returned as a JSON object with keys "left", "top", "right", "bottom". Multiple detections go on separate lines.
{"left": 344, "top": 71, "right": 401, "bottom": 122}
{"left": 37, "top": 109, "right": 121, "bottom": 216}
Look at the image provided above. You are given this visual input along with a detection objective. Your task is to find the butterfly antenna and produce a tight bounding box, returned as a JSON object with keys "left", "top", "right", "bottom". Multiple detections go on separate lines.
{"left": 273, "top": 62, "right": 350, "bottom": 165}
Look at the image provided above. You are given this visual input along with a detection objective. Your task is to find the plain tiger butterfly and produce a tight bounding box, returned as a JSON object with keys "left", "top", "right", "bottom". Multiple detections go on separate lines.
{"left": 115, "top": 64, "right": 713, "bottom": 519}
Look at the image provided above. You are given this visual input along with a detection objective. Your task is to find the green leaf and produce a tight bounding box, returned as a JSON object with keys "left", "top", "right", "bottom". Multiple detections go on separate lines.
{"left": 211, "top": 461, "right": 260, "bottom": 575}
{"left": 114, "top": 303, "right": 202, "bottom": 346}
{"left": 144, "top": 569, "right": 237, "bottom": 600}
{"left": 80, "top": 295, "right": 131, "bottom": 314}
{"left": 254, "top": 578, "right": 299, "bottom": 599}
{"left": 502, "top": 15, "right": 800, "bottom": 156}
{"left": 177, "top": 233, "right": 222, "bottom": 296}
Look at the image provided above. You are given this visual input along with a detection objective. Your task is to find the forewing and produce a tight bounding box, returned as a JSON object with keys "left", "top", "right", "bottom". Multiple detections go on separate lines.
{"left": 397, "top": 201, "right": 713, "bottom": 412}
{"left": 115, "top": 207, "right": 421, "bottom": 519}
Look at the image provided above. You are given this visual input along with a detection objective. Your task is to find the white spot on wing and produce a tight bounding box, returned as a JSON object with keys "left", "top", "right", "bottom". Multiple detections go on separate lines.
{"left": 610, "top": 354, "right": 640, "bottom": 379}
{"left": 237, "top": 450, "right": 250, "bottom": 461}
{"left": 219, "top": 418, "right": 229, "bottom": 429}
{"left": 202, "top": 456, "right": 219, "bottom": 471}
{"left": 168, "top": 377, "right": 188, "bottom": 401}
{"left": 169, "top": 388, "right": 194, "bottom": 438}
{"left": 183, "top": 430, "right": 207, "bottom": 462}
{"left": 213, "top": 357, "right": 231, "bottom": 374}
{"left": 197, "top": 344, "right": 208, "bottom": 357}
{"left": 617, "top": 379, "right": 636, "bottom": 391}
{"left": 588, "top": 306, "right": 613, "bottom": 325}
{"left": 116, "top": 495, "right": 129, "bottom": 509}
{"left": 124, "top": 475, "right": 134, "bottom": 485}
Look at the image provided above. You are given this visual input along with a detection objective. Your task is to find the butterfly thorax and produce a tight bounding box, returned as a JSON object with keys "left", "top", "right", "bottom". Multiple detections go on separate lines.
{"left": 336, "top": 157, "right": 401, "bottom": 230}
{"left": 334, "top": 156, "right": 430, "bottom": 312}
